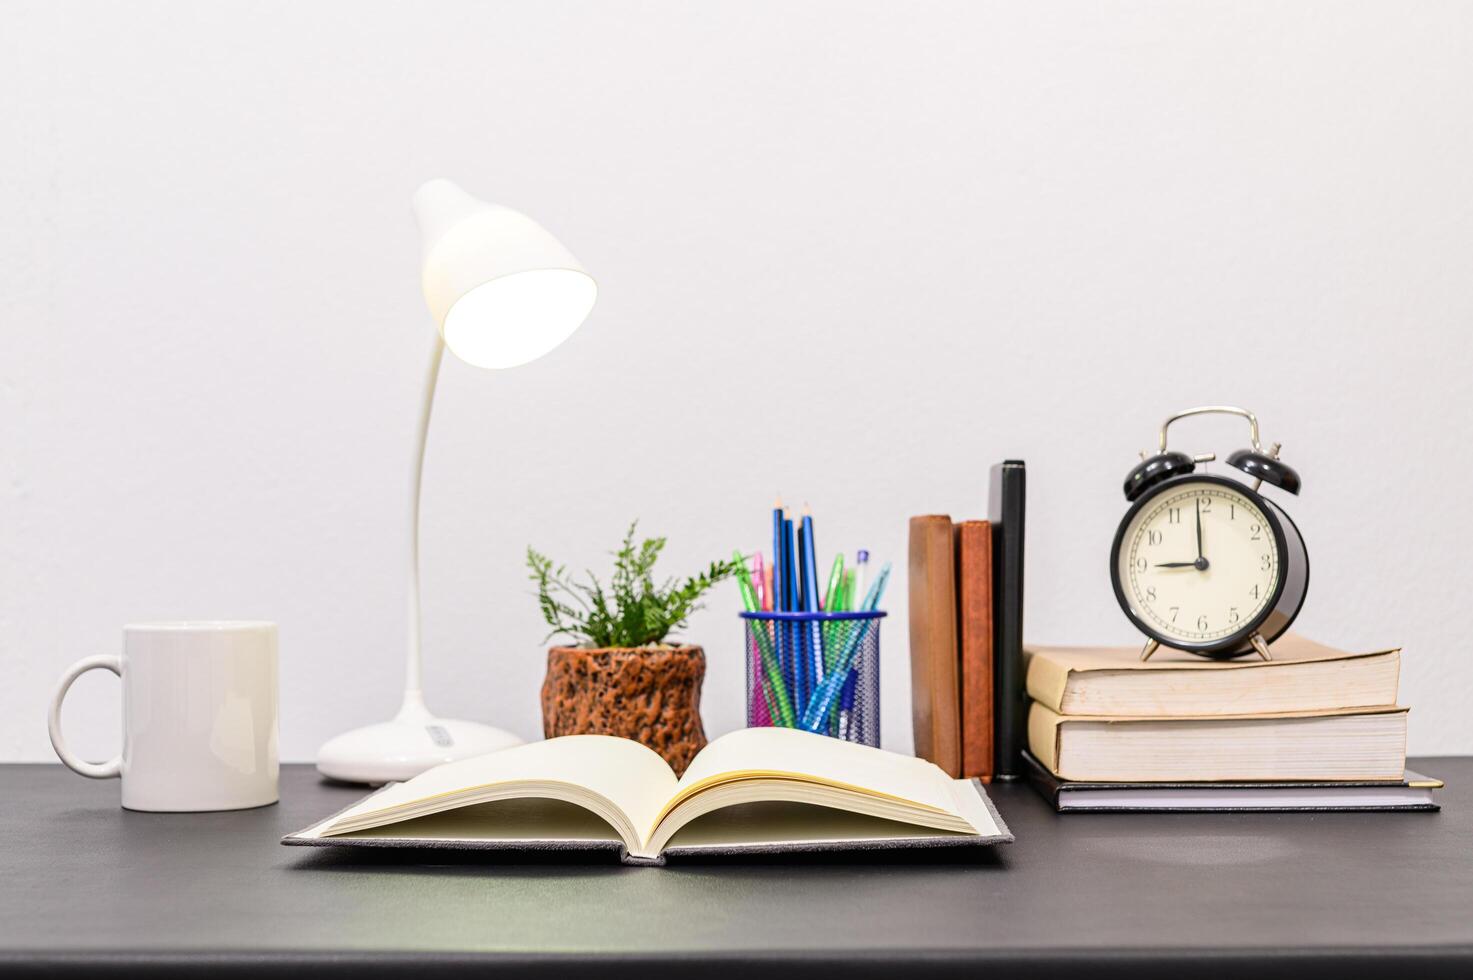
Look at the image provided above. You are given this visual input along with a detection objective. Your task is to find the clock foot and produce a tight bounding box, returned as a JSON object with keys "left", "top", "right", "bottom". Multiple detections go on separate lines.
{"left": 1139, "top": 639, "right": 1160, "bottom": 662}
{"left": 1249, "top": 632, "right": 1273, "bottom": 661}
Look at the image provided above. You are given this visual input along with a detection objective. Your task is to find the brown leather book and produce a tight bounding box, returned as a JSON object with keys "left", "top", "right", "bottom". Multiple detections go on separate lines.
{"left": 908, "top": 515, "right": 961, "bottom": 777}
{"left": 954, "top": 520, "right": 994, "bottom": 781}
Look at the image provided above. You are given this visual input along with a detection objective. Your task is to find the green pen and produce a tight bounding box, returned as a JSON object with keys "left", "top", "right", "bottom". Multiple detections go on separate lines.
{"left": 822, "top": 553, "right": 845, "bottom": 611}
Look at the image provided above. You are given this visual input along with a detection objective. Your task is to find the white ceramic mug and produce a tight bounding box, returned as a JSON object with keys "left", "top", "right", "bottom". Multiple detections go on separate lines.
{"left": 48, "top": 621, "right": 279, "bottom": 811}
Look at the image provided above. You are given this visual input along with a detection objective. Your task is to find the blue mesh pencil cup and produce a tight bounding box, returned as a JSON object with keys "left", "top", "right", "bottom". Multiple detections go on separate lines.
{"left": 740, "top": 610, "right": 885, "bottom": 747}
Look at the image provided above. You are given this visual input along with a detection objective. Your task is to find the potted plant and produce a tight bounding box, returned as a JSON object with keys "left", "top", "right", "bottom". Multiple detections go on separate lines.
{"left": 528, "top": 523, "right": 740, "bottom": 775}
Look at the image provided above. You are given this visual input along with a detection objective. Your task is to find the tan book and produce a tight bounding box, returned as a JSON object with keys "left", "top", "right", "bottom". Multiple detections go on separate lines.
{"left": 953, "top": 520, "right": 993, "bottom": 781}
{"left": 908, "top": 515, "right": 961, "bottom": 777}
{"left": 1025, "top": 634, "right": 1400, "bottom": 717}
{"left": 1028, "top": 702, "right": 1408, "bottom": 782}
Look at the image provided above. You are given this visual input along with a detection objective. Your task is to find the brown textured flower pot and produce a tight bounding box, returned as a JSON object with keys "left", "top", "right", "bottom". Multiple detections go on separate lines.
{"left": 540, "top": 645, "right": 707, "bottom": 775}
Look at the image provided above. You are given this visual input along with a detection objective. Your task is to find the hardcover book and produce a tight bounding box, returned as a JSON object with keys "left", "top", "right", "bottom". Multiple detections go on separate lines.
{"left": 1025, "top": 634, "right": 1401, "bottom": 717}
{"left": 988, "top": 461, "right": 1027, "bottom": 779}
{"left": 954, "top": 520, "right": 994, "bottom": 781}
{"left": 908, "top": 515, "right": 962, "bottom": 776}
{"left": 1028, "top": 702, "right": 1409, "bottom": 782}
{"left": 284, "top": 728, "right": 1012, "bottom": 866}
{"left": 1022, "top": 752, "right": 1441, "bottom": 812}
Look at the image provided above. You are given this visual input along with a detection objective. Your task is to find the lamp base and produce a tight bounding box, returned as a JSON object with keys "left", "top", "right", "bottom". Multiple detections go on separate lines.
{"left": 316, "top": 693, "right": 523, "bottom": 785}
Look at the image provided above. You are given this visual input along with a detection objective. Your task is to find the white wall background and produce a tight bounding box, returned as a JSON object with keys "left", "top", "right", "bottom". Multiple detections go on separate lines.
{"left": 3, "top": 1, "right": 1471, "bottom": 765}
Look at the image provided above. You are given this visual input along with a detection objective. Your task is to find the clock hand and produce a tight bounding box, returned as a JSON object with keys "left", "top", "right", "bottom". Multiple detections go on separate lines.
{"left": 1195, "top": 499, "right": 1204, "bottom": 562}
{"left": 1154, "top": 559, "right": 1211, "bottom": 569}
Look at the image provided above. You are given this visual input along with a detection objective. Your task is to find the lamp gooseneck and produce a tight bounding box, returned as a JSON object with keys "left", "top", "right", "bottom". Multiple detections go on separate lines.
{"left": 395, "top": 337, "right": 445, "bottom": 724}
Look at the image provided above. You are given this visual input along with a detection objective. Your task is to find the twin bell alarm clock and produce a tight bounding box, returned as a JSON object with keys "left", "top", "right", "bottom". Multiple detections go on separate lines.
{"left": 1110, "top": 406, "right": 1308, "bottom": 662}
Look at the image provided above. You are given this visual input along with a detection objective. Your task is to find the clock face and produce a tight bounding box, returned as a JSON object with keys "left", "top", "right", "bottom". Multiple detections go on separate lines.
{"left": 1115, "top": 479, "right": 1282, "bottom": 647}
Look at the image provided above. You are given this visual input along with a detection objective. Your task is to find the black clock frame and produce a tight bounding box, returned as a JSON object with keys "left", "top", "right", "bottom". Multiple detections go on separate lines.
{"left": 1109, "top": 473, "right": 1310, "bottom": 658}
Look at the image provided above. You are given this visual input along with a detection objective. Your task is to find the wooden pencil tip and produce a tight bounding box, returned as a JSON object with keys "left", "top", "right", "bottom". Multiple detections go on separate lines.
{"left": 802, "top": 503, "right": 812, "bottom": 516}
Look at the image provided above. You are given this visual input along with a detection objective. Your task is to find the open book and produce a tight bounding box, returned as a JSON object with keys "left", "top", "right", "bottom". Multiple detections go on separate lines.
{"left": 284, "top": 728, "right": 1011, "bottom": 865}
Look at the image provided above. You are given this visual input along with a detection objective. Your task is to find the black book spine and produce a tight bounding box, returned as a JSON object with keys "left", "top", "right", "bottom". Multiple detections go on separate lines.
{"left": 988, "top": 460, "right": 1026, "bottom": 780}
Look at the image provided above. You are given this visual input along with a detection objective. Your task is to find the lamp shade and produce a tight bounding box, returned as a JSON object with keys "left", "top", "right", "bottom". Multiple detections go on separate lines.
{"left": 412, "top": 178, "right": 596, "bottom": 369}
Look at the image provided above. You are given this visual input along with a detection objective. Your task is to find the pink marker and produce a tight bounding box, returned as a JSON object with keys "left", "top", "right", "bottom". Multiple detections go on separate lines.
{"left": 752, "top": 552, "right": 766, "bottom": 611}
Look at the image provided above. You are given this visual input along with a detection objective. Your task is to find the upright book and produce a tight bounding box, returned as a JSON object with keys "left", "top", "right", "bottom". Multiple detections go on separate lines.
{"left": 954, "top": 520, "right": 994, "bottom": 781}
{"left": 908, "top": 515, "right": 962, "bottom": 776}
{"left": 284, "top": 728, "right": 1012, "bottom": 866}
{"left": 988, "top": 460, "right": 1026, "bottom": 779}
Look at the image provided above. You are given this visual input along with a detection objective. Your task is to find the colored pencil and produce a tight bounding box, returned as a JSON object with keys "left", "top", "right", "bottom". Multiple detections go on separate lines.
{"left": 772, "top": 500, "right": 789, "bottom": 701}
{"left": 782, "top": 512, "right": 804, "bottom": 707}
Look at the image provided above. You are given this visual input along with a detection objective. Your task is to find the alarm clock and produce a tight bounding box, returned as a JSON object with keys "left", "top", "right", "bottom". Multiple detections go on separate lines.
{"left": 1110, "top": 406, "right": 1308, "bottom": 662}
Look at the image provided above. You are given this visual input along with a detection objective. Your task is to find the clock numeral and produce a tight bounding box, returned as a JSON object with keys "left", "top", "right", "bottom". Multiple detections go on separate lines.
{"left": 1167, "top": 508, "right": 1182, "bottom": 524}
{"left": 1147, "top": 530, "right": 1163, "bottom": 546}
{"left": 1250, "top": 584, "right": 1260, "bottom": 600}
{"left": 1229, "top": 607, "right": 1240, "bottom": 624}
{"left": 1249, "top": 524, "right": 1262, "bottom": 541}
{"left": 1229, "top": 503, "right": 1236, "bottom": 521}
{"left": 1197, "top": 497, "right": 1212, "bottom": 514}
{"left": 1260, "top": 554, "right": 1272, "bottom": 571}
{"left": 1169, "top": 606, "right": 1179, "bottom": 623}
{"left": 1196, "top": 615, "right": 1209, "bottom": 631}
{"left": 1145, "top": 586, "right": 1156, "bottom": 602}
{"left": 1135, "top": 557, "right": 1148, "bottom": 572}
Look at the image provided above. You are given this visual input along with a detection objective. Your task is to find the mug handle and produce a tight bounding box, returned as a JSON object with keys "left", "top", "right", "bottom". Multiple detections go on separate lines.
{"left": 48, "top": 655, "right": 123, "bottom": 778}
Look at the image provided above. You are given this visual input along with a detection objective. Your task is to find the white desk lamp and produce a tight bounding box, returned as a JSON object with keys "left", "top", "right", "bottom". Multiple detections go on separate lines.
{"left": 316, "top": 179, "right": 597, "bottom": 784}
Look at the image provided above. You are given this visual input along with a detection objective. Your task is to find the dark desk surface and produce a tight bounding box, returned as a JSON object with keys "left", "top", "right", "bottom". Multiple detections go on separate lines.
{"left": 1, "top": 760, "right": 1468, "bottom": 979}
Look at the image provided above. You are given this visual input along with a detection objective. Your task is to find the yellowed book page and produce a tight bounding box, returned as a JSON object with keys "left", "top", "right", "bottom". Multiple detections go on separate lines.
{"left": 319, "top": 735, "right": 676, "bottom": 844}
{"left": 1030, "top": 701, "right": 1407, "bottom": 725}
{"left": 656, "top": 728, "right": 963, "bottom": 835}
{"left": 1023, "top": 647, "right": 1072, "bottom": 712}
{"left": 1028, "top": 702, "right": 1062, "bottom": 771}
{"left": 1028, "top": 701, "right": 1409, "bottom": 778}
{"left": 1026, "top": 633, "right": 1397, "bottom": 674}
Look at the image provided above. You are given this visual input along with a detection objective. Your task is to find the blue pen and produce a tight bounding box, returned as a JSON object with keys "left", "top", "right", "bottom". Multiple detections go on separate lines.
{"left": 771, "top": 499, "right": 788, "bottom": 719}
{"left": 800, "top": 562, "right": 892, "bottom": 731}
{"left": 800, "top": 506, "right": 825, "bottom": 688}
{"left": 837, "top": 671, "right": 858, "bottom": 741}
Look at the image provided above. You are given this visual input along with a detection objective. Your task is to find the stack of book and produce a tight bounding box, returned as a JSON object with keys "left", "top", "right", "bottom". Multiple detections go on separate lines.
{"left": 1022, "top": 634, "right": 1442, "bottom": 811}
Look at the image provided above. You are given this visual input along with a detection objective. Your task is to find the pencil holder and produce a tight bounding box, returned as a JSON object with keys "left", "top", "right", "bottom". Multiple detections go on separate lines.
{"left": 739, "top": 611, "right": 885, "bottom": 747}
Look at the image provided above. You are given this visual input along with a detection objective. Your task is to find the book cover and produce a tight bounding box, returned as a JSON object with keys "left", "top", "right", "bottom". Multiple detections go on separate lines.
{"left": 988, "top": 461, "right": 1026, "bottom": 780}
{"left": 954, "top": 520, "right": 994, "bottom": 781}
{"left": 908, "top": 515, "right": 961, "bottom": 776}
{"left": 1022, "top": 751, "right": 1441, "bottom": 812}
{"left": 1028, "top": 702, "right": 1409, "bottom": 782}
{"left": 1025, "top": 635, "right": 1401, "bottom": 717}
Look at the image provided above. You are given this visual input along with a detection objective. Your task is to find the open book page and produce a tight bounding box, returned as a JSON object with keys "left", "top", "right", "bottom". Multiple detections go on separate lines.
{"left": 639, "top": 728, "right": 978, "bottom": 856}
{"left": 313, "top": 735, "right": 677, "bottom": 851}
